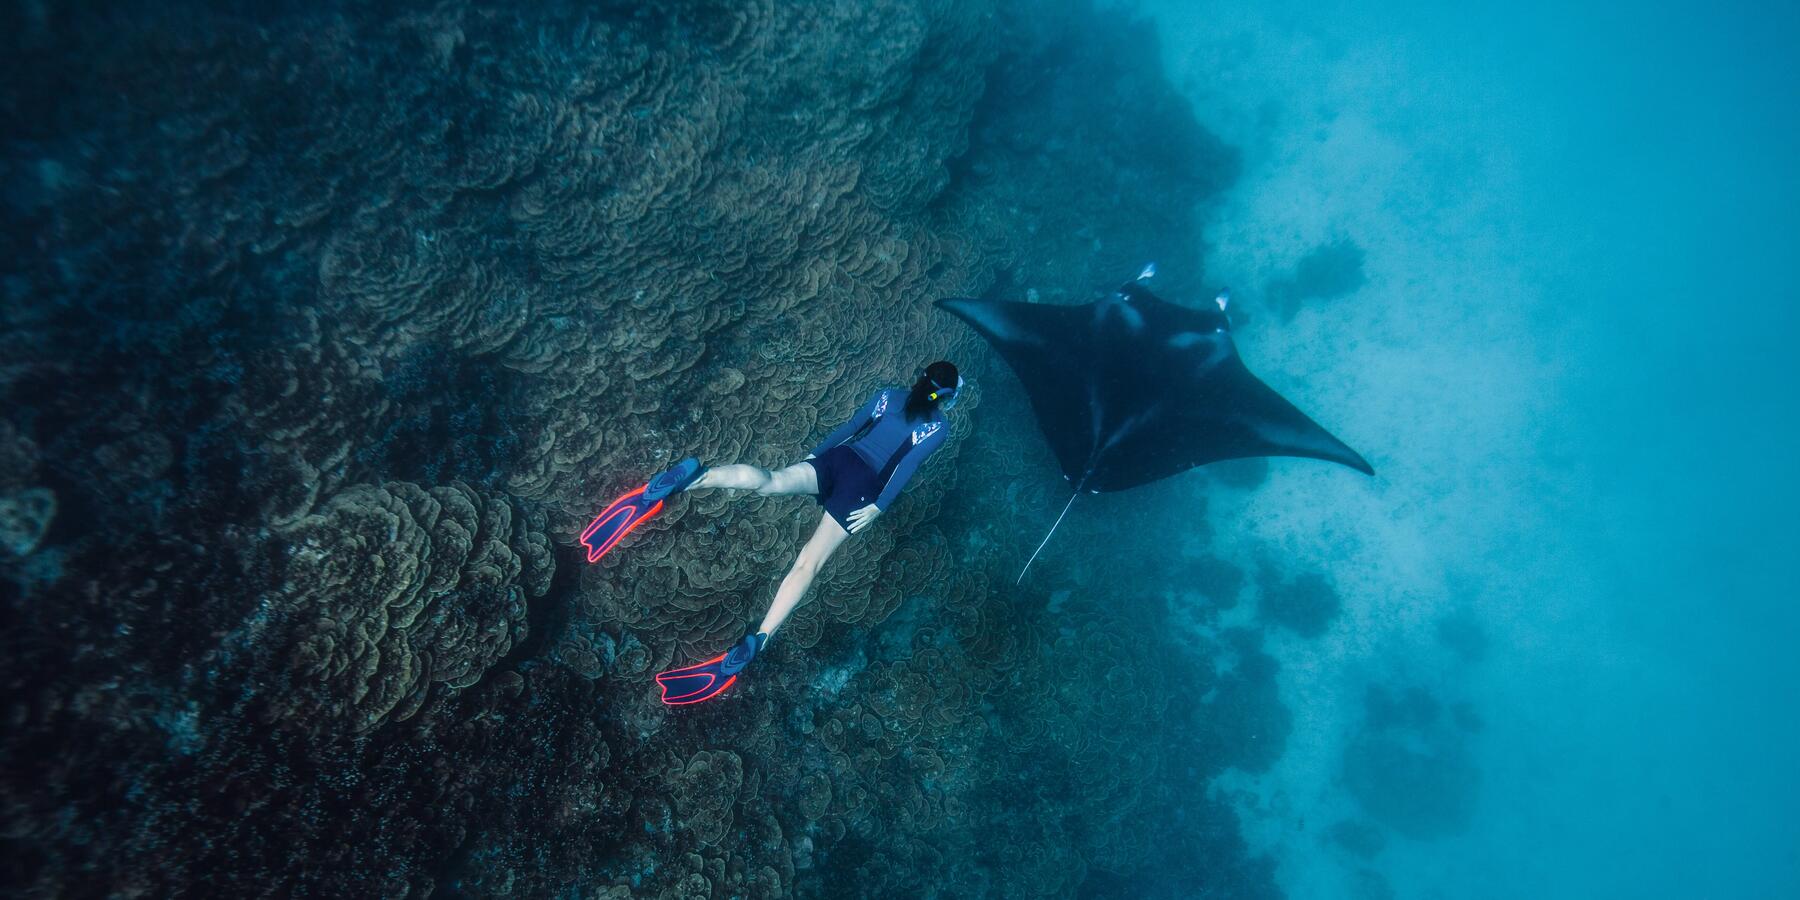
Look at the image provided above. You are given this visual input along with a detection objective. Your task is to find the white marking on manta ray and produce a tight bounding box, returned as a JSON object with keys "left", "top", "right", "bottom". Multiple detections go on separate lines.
{"left": 1094, "top": 296, "right": 1117, "bottom": 325}
{"left": 1119, "top": 302, "right": 1144, "bottom": 332}
{"left": 1170, "top": 333, "right": 1231, "bottom": 371}
{"left": 1096, "top": 294, "right": 1145, "bottom": 333}
{"left": 1084, "top": 380, "right": 1106, "bottom": 471}
{"left": 960, "top": 303, "right": 1043, "bottom": 348}
{"left": 1195, "top": 341, "right": 1231, "bottom": 370}
{"left": 1095, "top": 401, "right": 1161, "bottom": 460}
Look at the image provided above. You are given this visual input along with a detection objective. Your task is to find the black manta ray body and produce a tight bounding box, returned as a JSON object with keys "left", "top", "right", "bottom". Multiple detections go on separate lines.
{"left": 937, "top": 274, "right": 1373, "bottom": 579}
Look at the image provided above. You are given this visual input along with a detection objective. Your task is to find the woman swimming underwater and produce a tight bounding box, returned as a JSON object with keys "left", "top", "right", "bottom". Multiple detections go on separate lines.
{"left": 579, "top": 361, "right": 962, "bottom": 704}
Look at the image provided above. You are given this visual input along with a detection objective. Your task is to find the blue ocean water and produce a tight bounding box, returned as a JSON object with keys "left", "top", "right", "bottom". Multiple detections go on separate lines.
{"left": 1141, "top": 0, "right": 1800, "bottom": 895}
{"left": 2, "top": 1, "right": 1794, "bottom": 897}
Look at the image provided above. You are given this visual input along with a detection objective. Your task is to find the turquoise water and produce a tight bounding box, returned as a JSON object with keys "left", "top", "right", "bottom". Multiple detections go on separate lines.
{"left": 1, "top": 1, "right": 1793, "bottom": 896}
{"left": 1143, "top": 0, "right": 1800, "bottom": 895}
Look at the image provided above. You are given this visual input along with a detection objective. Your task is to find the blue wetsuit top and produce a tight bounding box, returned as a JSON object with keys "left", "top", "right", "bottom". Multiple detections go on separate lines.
{"left": 809, "top": 388, "right": 948, "bottom": 510}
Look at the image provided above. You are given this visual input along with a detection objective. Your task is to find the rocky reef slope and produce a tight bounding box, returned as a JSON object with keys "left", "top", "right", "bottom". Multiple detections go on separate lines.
{"left": 1, "top": 1, "right": 1288, "bottom": 896}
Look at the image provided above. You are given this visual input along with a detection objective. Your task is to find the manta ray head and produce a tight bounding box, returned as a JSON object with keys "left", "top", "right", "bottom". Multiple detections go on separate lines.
{"left": 1118, "top": 280, "right": 1233, "bottom": 344}
{"left": 1095, "top": 292, "right": 1146, "bottom": 334}
{"left": 1100, "top": 280, "right": 1234, "bottom": 338}
{"left": 935, "top": 270, "right": 1373, "bottom": 493}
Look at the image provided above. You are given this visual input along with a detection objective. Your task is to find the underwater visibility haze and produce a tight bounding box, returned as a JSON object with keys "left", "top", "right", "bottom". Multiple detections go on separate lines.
{"left": 3, "top": 0, "right": 1795, "bottom": 897}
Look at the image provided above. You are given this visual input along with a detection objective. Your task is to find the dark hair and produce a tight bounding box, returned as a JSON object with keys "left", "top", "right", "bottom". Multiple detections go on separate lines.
{"left": 904, "top": 360, "right": 959, "bottom": 422}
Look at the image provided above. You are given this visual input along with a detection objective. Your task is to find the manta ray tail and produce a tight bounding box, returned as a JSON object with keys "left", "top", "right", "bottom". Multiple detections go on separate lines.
{"left": 1017, "top": 487, "right": 1082, "bottom": 584}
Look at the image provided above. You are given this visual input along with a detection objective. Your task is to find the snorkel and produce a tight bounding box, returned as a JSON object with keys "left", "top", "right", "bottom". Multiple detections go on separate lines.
{"left": 927, "top": 372, "right": 964, "bottom": 410}
{"left": 906, "top": 361, "right": 963, "bottom": 420}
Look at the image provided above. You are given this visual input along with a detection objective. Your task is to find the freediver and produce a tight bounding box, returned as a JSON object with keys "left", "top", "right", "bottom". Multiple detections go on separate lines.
{"left": 579, "top": 361, "right": 963, "bottom": 704}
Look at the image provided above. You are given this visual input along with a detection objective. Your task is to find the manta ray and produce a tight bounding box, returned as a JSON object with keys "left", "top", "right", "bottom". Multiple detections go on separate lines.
{"left": 937, "top": 268, "right": 1373, "bottom": 581}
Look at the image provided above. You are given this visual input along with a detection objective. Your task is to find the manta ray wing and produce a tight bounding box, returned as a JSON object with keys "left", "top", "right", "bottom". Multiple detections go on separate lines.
{"left": 935, "top": 298, "right": 1100, "bottom": 485}
{"left": 936, "top": 284, "right": 1372, "bottom": 493}
{"left": 1095, "top": 354, "right": 1374, "bottom": 490}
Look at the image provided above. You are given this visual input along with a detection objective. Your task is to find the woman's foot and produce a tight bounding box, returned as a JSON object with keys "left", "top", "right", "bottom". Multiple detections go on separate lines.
{"left": 656, "top": 631, "right": 767, "bottom": 705}
{"left": 644, "top": 457, "right": 706, "bottom": 501}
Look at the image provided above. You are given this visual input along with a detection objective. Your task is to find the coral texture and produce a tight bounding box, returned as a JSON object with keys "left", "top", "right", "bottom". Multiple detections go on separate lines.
{"left": 272, "top": 481, "right": 553, "bottom": 733}
{"left": 0, "top": 1, "right": 1291, "bottom": 897}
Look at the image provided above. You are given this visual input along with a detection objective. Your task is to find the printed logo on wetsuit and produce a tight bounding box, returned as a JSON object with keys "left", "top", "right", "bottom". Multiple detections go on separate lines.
{"left": 911, "top": 422, "right": 941, "bottom": 445}
{"left": 872, "top": 392, "right": 890, "bottom": 417}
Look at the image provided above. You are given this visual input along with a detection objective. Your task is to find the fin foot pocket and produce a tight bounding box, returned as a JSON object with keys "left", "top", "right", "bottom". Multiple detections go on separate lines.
{"left": 656, "top": 632, "right": 766, "bottom": 705}
{"left": 645, "top": 457, "right": 706, "bottom": 502}
{"left": 580, "top": 458, "right": 705, "bottom": 564}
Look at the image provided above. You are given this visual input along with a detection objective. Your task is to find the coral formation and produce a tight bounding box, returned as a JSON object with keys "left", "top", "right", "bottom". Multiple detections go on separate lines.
{"left": 1257, "top": 567, "right": 1343, "bottom": 638}
{"left": 0, "top": 488, "right": 54, "bottom": 557}
{"left": 1329, "top": 819, "right": 1388, "bottom": 859}
{"left": 270, "top": 480, "right": 553, "bottom": 733}
{"left": 1342, "top": 684, "right": 1482, "bottom": 840}
{"left": 1435, "top": 605, "right": 1490, "bottom": 663}
{"left": 0, "top": 0, "right": 1295, "bottom": 896}
{"left": 1262, "top": 238, "right": 1368, "bottom": 321}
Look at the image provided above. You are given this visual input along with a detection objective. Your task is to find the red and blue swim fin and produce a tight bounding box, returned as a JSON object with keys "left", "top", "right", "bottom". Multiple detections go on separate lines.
{"left": 579, "top": 457, "right": 705, "bottom": 563}
{"left": 656, "top": 632, "right": 766, "bottom": 705}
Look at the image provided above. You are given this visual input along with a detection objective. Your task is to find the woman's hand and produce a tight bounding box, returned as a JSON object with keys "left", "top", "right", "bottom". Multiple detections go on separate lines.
{"left": 845, "top": 503, "right": 882, "bottom": 534}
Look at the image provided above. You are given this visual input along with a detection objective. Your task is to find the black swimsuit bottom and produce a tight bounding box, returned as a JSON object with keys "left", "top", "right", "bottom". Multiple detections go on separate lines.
{"left": 806, "top": 446, "right": 882, "bottom": 529}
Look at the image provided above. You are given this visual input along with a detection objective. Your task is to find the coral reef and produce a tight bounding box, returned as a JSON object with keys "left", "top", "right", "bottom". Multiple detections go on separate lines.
{"left": 1257, "top": 567, "right": 1343, "bottom": 638}
{"left": 1262, "top": 238, "right": 1368, "bottom": 321}
{"left": 0, "top": 0, "right": 1295, "bottom": 897}
{"left": 270, "top": 480, "right": 553, "bottom": 733}
{"left": 0, "top": 489, "right": 54, "bottom": 556}
{"left": 1341, "top": 684, "right": 1482, "bottom": 840}
{"left": 1435, "top": 605, "right": 1490, "bottom": 663}
{"left": 1328, "top": 819, "right": 1388, "bottom": 859}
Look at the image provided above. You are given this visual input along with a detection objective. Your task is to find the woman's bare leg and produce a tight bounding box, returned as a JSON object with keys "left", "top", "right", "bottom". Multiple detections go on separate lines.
{"left": 757, "top": 512, "right": 850, "bottom": 638}
{"left": 684, "top": 461, "right": 842, "bottom": 637}
{"left": 688, "top": 462, "right": 817, "bottom": 496}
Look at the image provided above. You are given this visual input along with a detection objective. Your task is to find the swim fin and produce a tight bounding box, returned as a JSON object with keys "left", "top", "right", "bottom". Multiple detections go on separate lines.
{"left": 579, "top": 457, "right": 706, "bottom": 563}
{"left": 656, "top": 631, "right": 767, "bottom": 705}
